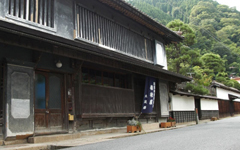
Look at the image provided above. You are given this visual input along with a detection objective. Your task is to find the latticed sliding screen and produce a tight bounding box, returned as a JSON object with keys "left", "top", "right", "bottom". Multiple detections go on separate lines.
{"left": 76, "top": 4, "right": 154, "bottom": 62}
{"left": 8, "top": 0, "right": 54, "bottom": 28}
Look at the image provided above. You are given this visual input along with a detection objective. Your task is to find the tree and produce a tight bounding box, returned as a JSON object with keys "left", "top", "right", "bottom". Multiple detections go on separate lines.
{"left": 215, "top": 72, "right": 240, "bottom": 90}
{"left": 201, "top": 53, "right": 226, "bottom": 74}
{"left": 128, "top": 0, "right": 240, "bottom": 92}
{"left": 192, "top": 66, "right": 213, "bottom": 86}
{"left": 166, "top": 20, "right": 202, "bottom": 75}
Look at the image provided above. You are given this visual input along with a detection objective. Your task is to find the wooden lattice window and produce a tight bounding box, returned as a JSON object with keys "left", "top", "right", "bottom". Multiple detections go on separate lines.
{"left": 8, "top": 0, "right": 54, "bottom": 28}
{"left": 76, "top": 4, "right": 154, "bottom": 61}
{"left": 82, "top": 67, "right": 129, "bottom": 89}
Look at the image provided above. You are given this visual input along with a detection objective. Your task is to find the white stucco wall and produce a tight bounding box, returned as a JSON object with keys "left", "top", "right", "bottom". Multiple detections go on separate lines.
{"left": 216, "top": 87, "right": 240, "bottom": 102}
{"left": 155, "top": 40, "right": 168, "bottom": 70}
{"left": 170, "top": 94, "right": 195, "bottom": 111}
{"left": 200, "top": 98, "right": 219, "bottom": 110}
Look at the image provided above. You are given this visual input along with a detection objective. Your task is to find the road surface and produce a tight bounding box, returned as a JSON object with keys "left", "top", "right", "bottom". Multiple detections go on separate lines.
{"left": 64, "top": 116, "right": 240, "bottom": 150}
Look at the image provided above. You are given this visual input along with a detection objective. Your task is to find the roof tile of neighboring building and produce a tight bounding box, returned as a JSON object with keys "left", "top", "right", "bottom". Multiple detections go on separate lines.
{"left": 170, "top": 90, "right": 226, "bottom": 101}
{"left": 212, "top": 80, "right": 240, "bottom": 94}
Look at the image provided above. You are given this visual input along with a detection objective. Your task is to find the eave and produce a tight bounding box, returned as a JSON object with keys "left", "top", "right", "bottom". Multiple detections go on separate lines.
{"left": 212, "top": 81, "right": 240, "bottom": 94}
{"left": 0, "top": 20, "right": 191, "bottom": 83}
{"left": 171, "top": 90, "right": 226, "bottom": 101}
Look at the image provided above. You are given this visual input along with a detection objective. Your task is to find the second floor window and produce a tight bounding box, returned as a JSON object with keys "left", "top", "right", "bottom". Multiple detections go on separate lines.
{"left": 76, "top": 4, "right": 154, "bottom": 62}
{"left": 8, "top": 0, "right": 54, "bottom": 28}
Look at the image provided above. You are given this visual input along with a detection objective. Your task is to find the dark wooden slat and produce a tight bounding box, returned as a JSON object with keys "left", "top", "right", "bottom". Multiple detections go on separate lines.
{"left": 13, "top": 0, "right": 17, "bottom": 16}
{"left": 80, "top": 113, "right": 135, "bottom": 118}
{"left": 50, "top": 0, "right": 54, "bottom": 28}
{"left": 9, "top": 0, "right": 12, "bottom": 15}
{"left": 23, "top": 0, "right": 27, "bottom": 19}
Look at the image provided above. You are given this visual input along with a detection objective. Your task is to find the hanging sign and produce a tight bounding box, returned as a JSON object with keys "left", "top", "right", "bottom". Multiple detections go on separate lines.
{"left": 141, "top": 77, "right": 156, "bottom": 113}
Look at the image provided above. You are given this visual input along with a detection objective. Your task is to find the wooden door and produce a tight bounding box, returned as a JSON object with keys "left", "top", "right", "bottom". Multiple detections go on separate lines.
{"left": 34, "top": 72, "right": 65, "bottom": 133}
{"left": 195, "top": 98, "right": 201, "bottom": 119}
{"left": 229, "top": 100, "right": 234, "bottom": 116}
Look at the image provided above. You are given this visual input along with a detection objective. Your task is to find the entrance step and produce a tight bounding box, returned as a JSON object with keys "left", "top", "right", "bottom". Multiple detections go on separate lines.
{"left": 142, "top": 123, "right": 159, "bottom": 130}
{"left": 28, "top": 127, "right": 125, "bottom": 144}
{"left": 3, "top": 139, "right": 27, "bottom": 146}
{"left": 28, "top": 123, "right": 160, "bottom": 144}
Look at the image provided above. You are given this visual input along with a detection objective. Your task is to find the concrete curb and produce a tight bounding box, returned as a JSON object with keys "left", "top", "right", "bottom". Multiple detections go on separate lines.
{"left": 0, "top": 119, "right": 212, "bottom": 150}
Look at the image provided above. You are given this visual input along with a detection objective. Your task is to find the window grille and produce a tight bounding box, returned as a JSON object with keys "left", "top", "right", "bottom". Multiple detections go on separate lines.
{"left": 8, "top": 0, "right": 54, "bottom": 28}
{"left": 76, "top": 5, "right": 153, "bottom": 62}
{"left": 82, "top": 67, "right": 129, "bottom": 89}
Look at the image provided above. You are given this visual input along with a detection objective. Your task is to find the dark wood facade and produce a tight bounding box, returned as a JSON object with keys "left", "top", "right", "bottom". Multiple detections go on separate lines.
{"left": 218, "top": 100, "right": 231, "bottom": 117}
{"left": 218, "top": 100, "right": 240, "bottom": 117}
{"left": 0, "top": 0, "right": 191, "bottom": 139}
{"left": 234, "top": 102, "right": 240, "bottom": 115}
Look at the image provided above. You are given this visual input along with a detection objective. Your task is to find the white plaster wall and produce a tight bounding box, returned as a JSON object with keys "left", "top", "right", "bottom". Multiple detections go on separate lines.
{"left": 234, "top": 99, "right": 240, "bottom": 102}
{"left": 216, "top": 87, "right": 240, "bottom": 101}
{"left": 155, "top": 40, "right": 168, "bottom": 70}
{"left": 200, "top": 98, "right": 219, "bottom": 110}
{"left": 170, "top": 94, "right": 195, "bottom": 111}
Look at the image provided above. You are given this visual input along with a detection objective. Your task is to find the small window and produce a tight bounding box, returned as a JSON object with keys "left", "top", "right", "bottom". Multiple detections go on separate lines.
{"left": 82, "top": 67, "right": 129, "bottom": 89}
{"left": 82, "top": 68, "right": 89, "bottom": 84}
{"left": 155, "top": 40, "right": 168, "bottom": 70}
{"left": 8, "top": 0, "right": 55, "bottom": 28}
{"left": 95, "top": 70, "right": 102, "bottom": 85}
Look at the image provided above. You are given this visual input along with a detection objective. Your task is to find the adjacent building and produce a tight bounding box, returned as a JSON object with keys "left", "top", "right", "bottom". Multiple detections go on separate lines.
{"left": 170, "top": 81, "right": 240, "bottom": 123}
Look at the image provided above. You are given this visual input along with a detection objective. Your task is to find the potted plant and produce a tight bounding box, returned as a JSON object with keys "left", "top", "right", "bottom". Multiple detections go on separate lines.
{"left": 160, "top": 122, "right": 171, "bottom": 128}
{"left": 167, "top": 117, "right": 176, "bottom": 127}
{"left": 127, "top": 118, "right": 142, "bottom": 133}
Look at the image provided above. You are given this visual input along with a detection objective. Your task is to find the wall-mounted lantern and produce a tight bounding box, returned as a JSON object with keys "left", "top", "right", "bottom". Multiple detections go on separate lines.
{"left": 56, "top": 60, "right": 62, "bottom": 68}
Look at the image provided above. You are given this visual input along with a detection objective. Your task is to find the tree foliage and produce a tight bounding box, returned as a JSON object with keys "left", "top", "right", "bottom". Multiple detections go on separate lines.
{"left": 128, "top": 0, "right": 240, "bottom": 91}
{"left": 201, "top": 53, "right": 226, "bottom": 73}
{"left": 166, "top": 20, "right": 202, "bottom": 74}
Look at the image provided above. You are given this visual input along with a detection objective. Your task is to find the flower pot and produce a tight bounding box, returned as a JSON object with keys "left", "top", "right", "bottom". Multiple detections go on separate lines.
{"left": 127, "top": 125, "right": 141, "bottom": 133}
{"left": 137, "top": 126, "right": 141, "bottom": 132}
{"left": 160, "top": 122, "right": 171, "bottom": 128}
{"left": 171, "top": 122, "right": 176, "bottom": 127}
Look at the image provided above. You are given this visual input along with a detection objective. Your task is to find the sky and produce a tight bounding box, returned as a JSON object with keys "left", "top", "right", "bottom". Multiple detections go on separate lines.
{"left": 215, "top": 0, "right": 240, "bottom": 11}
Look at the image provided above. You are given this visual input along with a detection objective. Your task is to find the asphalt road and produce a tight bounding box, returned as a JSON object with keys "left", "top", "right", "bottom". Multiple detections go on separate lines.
{"left": 64, "top": 117, "right": 240, "bottom": 150}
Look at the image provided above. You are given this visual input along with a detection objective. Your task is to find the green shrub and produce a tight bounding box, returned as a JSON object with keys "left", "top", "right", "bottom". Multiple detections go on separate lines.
{"left": 192, "top": 85, "right": 209, "bottom": 95}
{"left": 185, "top": 83, "right": 209, "bottom": 95}
{"left": 185, "top": 83, "right": 195, "bottom": 91}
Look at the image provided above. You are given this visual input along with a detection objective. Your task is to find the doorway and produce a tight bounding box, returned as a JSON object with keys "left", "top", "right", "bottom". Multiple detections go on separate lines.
{"left": 195, "top": 98, "right": 201, "bottom": 119}
{"left": 229, "top": 94, "right": 237, "bottom": 116}
{"left": 34, "top": 71, "right": 65, "bottom": 133}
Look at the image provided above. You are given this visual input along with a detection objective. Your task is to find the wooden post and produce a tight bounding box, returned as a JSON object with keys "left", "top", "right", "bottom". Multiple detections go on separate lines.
{"left": 35, "top": 0, "right": 39, "bottom": 23}
{"left": 72, "top": 75, "right": 76, "bottom": 132}
{"left": 64, "top": 74, "right": 69, "bottom": 131}
{"left": 77, "top": 13, "right": 80, "bottom": 37}
{"left": 195, "top": 108, "right": 199, "bottom": 124}
{"left": 71, "top": 61, "right": 83, "bottom": 132}
{"left": 144, "top": 39, "right": 148, "bottom": 60}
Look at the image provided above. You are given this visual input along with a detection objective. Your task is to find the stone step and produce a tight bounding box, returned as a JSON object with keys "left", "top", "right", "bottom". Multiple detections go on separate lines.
{"left": 142, "top": 123, "right": 159, "bottom": 130}
{"left": 28, "top": 123, "right": 159, "bottom": 144}
{"left": 28, "top": 127, "right": 126, "bottom": 144}
{"left": 3, "top": 139, "right": 27, "bottom": 146}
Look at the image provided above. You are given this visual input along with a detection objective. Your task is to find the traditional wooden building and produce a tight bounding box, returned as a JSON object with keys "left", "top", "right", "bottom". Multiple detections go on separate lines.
{"left": 169, "top": 91, "right": 220, "bottom": 123}
{"left": 170, "top": 81, "right": 240, "bottom": 123}
{"left": 0, "top": 0, "right": 190, "bottom": 139}
{"left": 212, "top": 81, "right": 240, "bottom": 117}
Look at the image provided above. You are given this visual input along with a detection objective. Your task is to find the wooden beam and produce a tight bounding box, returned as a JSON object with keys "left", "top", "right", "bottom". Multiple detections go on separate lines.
{"left": 0, "top": 27, "right": 189, "bottom": 83}
{"left": 80, "top": 113, "right": 135, "bottom": 118}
